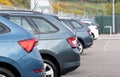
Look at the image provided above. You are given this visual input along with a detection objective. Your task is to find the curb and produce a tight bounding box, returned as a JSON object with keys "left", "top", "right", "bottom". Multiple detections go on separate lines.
{"left": 97, "top": 34, "right": 120, "bottom": 40}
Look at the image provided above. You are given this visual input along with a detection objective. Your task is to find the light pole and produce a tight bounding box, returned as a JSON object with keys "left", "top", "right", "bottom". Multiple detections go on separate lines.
{"left": 112, "top": 0, "right": 115, "bottom": 34}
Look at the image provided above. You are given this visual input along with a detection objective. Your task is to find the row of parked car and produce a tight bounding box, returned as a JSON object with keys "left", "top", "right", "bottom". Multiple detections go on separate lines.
{"left": 0, "top": 10, "right": 99, "bottom": 77}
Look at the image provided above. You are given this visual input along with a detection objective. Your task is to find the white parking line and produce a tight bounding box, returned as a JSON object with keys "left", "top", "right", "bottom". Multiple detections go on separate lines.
{"left": 103, "top": 39, "right": 111, "bottom": 52}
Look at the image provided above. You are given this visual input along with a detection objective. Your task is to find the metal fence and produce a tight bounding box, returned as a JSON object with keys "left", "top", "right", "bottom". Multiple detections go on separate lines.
{"left": 95, "top": 15, "right": 120, "bottom": 34}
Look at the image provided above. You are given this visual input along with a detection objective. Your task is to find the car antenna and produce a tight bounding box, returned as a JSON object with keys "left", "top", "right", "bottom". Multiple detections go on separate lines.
{"left": 31, "top": 0, "right": 45, "bottom": 13}
{"left": 32, "top": 0, "right": 39, "bottom": 11}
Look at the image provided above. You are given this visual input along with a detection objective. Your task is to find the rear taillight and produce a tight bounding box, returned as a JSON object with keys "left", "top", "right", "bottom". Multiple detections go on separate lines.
{"left": 18, "top": 38, "right": 38, "bottom": 53}
{"left": 82, "top": 22, "right": 86, "bottom": 24}
{"left": 87, "top": 29, "right": 91, "bottom": 35}
{"left": 68, "top": 37, "right": 77, "bottom": 48}
{"left": 96, "top": 26, "right": 99, "bottom": 29}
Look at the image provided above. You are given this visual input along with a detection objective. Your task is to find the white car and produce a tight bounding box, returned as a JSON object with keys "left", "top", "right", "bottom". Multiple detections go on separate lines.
{"left": 81, "top": 19, "right": 100, "bottom": 40}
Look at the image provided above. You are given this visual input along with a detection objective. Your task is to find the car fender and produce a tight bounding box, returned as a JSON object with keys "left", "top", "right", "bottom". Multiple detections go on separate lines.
{"left": 0, "top": 56, "right": 25, "bottom": 77}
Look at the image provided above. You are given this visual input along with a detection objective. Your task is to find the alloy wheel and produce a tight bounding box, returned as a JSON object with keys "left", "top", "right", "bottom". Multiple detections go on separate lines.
{"left": 0, "top": 74, "right": 6, "bottom": 77}
{"left": 77, "top": 41, "right": 83, "bottom": 54}
{"left": 44, "top": 63, "right": 54, "bottom": 77}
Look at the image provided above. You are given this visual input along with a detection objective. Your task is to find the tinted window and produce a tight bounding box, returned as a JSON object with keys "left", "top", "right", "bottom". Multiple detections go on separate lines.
{"left": 10, "top": 17, "right": 36, "bottom": 34}
{"left": 61, "top": 20, "right": 73, "bottom": 28}
{"left": 62, "top": 20, "right": 83, "bottom": 29}
{"left": 0, "top": 22, "right": 9, "bottom": 34}
{"left": 31, "top": 17, "right": 58, "bottom": 33}
{"left": 70, "top": 21, "right": 83, "bottom": 28}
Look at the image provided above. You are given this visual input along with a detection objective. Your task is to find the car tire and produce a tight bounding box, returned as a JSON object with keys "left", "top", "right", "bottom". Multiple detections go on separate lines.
{"left": 91, "top": 33, "right": 95, "bottom": 40}
{"left": 77, "top": 41, "right": 84, "bottom": 54}
{"left": 44, "top": 59, "right": 60, "bottom": 77}
{"left": 0, "top": 67, "right": 15, "bottom": 77}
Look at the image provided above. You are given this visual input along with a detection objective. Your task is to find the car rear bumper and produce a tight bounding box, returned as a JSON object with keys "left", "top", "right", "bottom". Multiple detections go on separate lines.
{"left": 59, "top": 48, "right": 80, "bottom": 75}
{"left": 17, "top": 48, "right": 45, "bottom": 77}
{"left": 84, "top": 40, "right": 93, "bottom": 48}
{"left": 78, "top": 36, "right": 93, "bottom": 48}
{"left": 61, "top": 60, "right": 80, "bottom": 75}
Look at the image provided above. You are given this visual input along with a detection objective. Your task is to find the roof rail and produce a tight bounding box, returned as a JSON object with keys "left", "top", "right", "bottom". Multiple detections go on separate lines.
{"left": 0, "top": 10, "right": 42, "bottom": 14}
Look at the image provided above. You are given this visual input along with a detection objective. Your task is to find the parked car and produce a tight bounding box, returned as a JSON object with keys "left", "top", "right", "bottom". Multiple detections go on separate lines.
{"left": 60, "top": 18, "right": 93, "bottom": 54}
{"left": 0, "top": 16, "right": 44, "bottom": 77}
{"left": 0, "top": 10, "right": 80, "bottom": 77}
{"left": 81, "top": 19, "right": 100, "bottom": 39}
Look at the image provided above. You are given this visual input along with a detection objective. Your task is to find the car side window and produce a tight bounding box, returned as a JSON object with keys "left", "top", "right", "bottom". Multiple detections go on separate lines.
{"left": 61, "top": 20, "right": 73, "bottom": 29}
{"left": 10, "top": 17, "right": 36, "bottom": 34}
{"left": 31, "top": 17, "right": 58, "bottom": 33}
{"left": 71, "top": 21, "right": 83, "bottom": 28}
{"left": 0, "top": 22, "right": 10, "bottom": 34}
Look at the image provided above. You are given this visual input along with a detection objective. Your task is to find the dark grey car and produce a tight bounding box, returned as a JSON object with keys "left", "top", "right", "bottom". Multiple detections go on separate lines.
{"left": 60, "top": 19, "right": 93, "bottom": 54}
{"left": 0, "top": 10, "right": 80, "bottom": 77}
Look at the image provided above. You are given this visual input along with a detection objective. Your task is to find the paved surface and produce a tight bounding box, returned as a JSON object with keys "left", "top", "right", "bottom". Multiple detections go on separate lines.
{"left": 62, "top": 34, "right": 120, "bottom": 77}
{"left": 98, "top": 34, "right": 120, "bottom": 40}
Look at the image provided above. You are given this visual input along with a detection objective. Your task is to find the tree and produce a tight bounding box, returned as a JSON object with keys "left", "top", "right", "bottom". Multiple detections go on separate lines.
{"left": 0, "top": 0, "right": 13, "bottom": 6}
{"left": 115, "top": 2, "right": 120, "bottom": 14}
{"left": 106, "top": 3, "right": 112, "bottom": 15}
{"left": 0, "top": 0, "right": 30, "bottom": 9}
{"left": 10, "top": 0, "right": 30, "bottom": 8}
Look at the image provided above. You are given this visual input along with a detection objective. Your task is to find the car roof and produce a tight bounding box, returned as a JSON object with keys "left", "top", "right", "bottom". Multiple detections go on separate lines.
{"left": 0, "top": 10, "right": 42, "bottom": 14}
{"left": 0, "top": 10, "right": 76, "bottom": 37}
{"left": 0, "top": 10, "right": 48, "bottom": 17}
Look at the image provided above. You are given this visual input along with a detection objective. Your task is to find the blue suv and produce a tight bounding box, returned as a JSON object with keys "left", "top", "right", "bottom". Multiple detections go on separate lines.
{"left": 0, "top": 16, "right": 44, "bottom": 77}
{"left": 60, "top": 18, "right": 93, "bottom": 54}
{"left": 0, "top": 10, "right": 80, "bottom": 77}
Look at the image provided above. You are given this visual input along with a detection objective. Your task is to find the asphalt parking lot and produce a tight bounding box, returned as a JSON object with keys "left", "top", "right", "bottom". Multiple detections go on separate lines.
{"left": 62, "top": 34, "right": 120, "bottom": 77}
